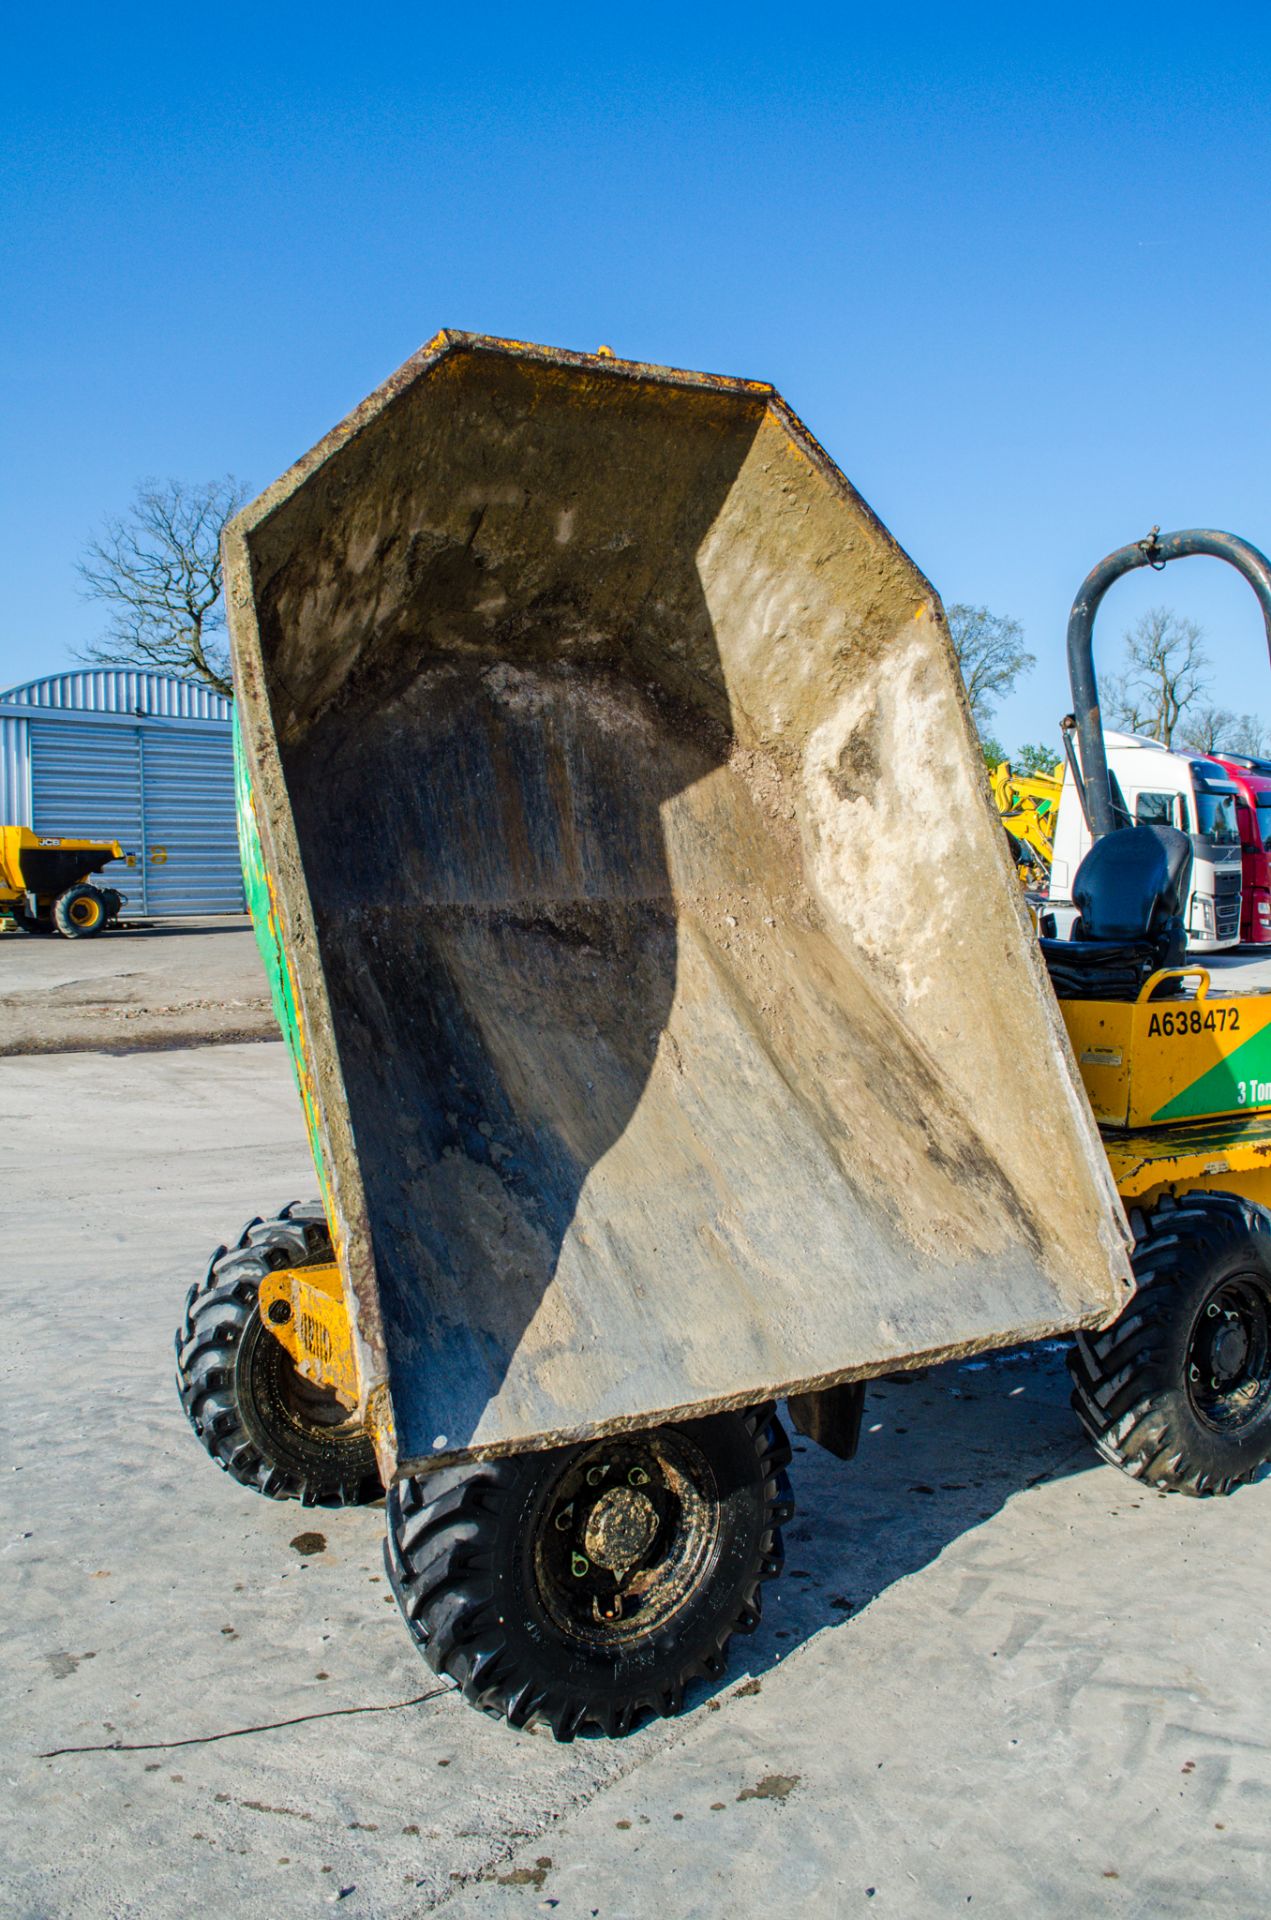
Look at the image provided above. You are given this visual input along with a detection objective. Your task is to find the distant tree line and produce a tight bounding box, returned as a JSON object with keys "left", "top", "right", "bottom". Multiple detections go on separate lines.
{"left": 1104, "top": 607, "right": 1270, "bottom": 758}
{"left": 948, "top": 599, "right": 1268, "bottom": 777}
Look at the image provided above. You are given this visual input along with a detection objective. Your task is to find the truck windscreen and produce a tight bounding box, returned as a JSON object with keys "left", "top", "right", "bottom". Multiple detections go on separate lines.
{"left": 1256, "top": 795, "right": 1271, "bottom": 850}
{"left": 1194, "top": 790, "right": 1240, "bottom": 845}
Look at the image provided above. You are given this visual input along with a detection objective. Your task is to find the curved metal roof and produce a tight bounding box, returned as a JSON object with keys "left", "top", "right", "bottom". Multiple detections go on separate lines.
{"left": 0, "top": 668, "right": 232, "bottom": 721}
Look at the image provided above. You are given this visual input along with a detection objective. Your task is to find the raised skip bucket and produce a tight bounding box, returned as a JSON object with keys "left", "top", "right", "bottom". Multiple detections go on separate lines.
{"left": 226, "top": 333, "right": 1130, "bottom": 1474}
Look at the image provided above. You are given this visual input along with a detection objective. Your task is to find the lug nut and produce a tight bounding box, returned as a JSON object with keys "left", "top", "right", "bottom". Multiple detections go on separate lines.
{"left": 267, "top": 1299, "right": 292, "bottom": 1324}
{"left": 571, "top": 1552, "right": 589, "bottom": 1579}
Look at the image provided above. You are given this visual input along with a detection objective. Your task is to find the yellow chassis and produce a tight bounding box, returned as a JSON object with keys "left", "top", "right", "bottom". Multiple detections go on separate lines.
{"left": 1061, "top": 966, "right": 1271, "bottom": 1213}
{"left": 258, "top": 1262, "right": 361, "bottom": 1407}
{"left": 257, "top": 1261, "right": 397, "bottom": 1467}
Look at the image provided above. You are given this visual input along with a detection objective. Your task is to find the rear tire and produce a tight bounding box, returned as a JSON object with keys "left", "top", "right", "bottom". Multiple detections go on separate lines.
{"left": 1069, "top": 1192, "right": 1271, "bottom": 1495}
{"left": 14, "top": 908, "right": 55, "bottom": 936}
{"left": 175, "top": 1202, "right": 382, "bottom": 1506}
{"left": 54, "top": 883, "right": 109, "bottom": 938}
{"left": 385, "top": 1406, "right": 793, "bottom": 1739}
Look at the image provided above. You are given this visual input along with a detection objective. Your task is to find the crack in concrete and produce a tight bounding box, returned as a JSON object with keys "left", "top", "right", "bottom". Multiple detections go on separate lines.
{"left": 38, "top": 1685, "right": 451, "bottom": 1757}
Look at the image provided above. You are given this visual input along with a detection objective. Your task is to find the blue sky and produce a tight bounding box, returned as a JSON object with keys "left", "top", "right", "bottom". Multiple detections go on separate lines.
{"left": 4, "top": 2, "right": 1270, "bottom": 751}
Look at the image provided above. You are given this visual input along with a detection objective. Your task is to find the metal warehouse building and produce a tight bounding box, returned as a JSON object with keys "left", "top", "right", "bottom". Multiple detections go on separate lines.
{"left": 0, "top": 670, "right": 244, "bottom": 916}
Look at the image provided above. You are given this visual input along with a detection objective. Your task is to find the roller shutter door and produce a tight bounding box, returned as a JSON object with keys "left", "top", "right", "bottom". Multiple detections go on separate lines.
{"left": 141, "top": 726, "right": 244, "bottom": 914}
{"left": 28, "top": 717, "right": 243, "bottom": 915}
{"left": 29, "top": 720, "right": 147, "bottom": 914}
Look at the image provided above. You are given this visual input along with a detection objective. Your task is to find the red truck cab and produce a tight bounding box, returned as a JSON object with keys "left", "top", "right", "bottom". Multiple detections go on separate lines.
{"left": 1212, "top": 754, "right": 1271, "bottom": 944}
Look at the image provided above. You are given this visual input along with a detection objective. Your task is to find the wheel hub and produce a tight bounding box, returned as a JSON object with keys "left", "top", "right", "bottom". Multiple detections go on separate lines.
{"left": 583, "top": 1486, "right": 660, "bottom": 1582}
{"left": 1212, "top": 1317, "right": 1250, "bottom": 1381}
{"left": 533, "top": 1433, "right": 720, "bottom": 1647}
{"left": 1188, "top": 1273, "right": 1271, "bottom": 1431}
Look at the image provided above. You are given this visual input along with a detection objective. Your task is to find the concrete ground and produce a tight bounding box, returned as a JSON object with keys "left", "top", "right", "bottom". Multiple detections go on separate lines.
{"left": 0, "top": 916, "right": 273, "bottom": 1054}
{"left": 1199, "top": 948, "right": 1271, "bottom": 991}
{"left": 4, "top": 1043, "right": 1271, "bottom": 1918}
{"left": 4, "top": 918, "right": 1270, "bottom": 1063}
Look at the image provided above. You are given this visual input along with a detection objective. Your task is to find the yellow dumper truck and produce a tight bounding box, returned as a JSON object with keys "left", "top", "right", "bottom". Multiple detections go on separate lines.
{"left": 0, "top": 825, "right": 124, "bottom": 936}
{"left": 174, "top": 336, "right": 1271, "bottom": 1739}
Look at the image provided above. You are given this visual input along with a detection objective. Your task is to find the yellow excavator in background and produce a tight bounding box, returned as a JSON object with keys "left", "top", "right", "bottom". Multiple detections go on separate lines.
{"left": 990, "top": 757, "right": 1063, "bottom": 889}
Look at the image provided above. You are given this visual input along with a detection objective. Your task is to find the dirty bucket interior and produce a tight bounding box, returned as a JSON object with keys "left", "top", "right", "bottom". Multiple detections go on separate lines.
{"left": 232, "top": 337, "right": 1129, "bottom": 1467}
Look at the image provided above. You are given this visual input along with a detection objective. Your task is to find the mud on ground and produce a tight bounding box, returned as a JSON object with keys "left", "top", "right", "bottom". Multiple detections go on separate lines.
{"left": 0, "top": 915, "right": 277, "bottom": 1055}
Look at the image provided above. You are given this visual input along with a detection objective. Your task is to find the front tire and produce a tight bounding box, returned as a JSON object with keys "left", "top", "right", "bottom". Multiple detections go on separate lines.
{"left": 175, "top": 1202, "right": 381, "bottom": 1506}
{"left": 385, "top": 1407, "right": 793, "bottom": 1739}
{"left": 54, "top": 883, "right": 109, "bottom": 938}
{"left": 1069, "top": 1192, "right": 1271, "bottom": 1495}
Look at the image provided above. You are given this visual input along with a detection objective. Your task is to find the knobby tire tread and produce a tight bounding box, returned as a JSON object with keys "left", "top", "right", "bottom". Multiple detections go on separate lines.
{"left": 175, "top": 1201, "right": 380, "bottom": 1508}
{"left": 385, "top": 1408, "right": 794, "bottom": 1739}
{"left": 1068, "top": 1191, "right": 1271, "bottom": 1496}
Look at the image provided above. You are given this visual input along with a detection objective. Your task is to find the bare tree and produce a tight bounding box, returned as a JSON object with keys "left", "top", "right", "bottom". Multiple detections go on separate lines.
{"left": 1101, "top": 671, "right": 1151, "bottom": 737}
{"left": 1180, "top": 703, "right": 1230, "bottom": 754}
{"left": 947, "top": 605, "right": 1035, "bottom": 737}
{"left": 76, "top": 476, "right": 249, "bottom": 699}
{"left": 1226, "top": 713, "right": 1271, "bottom": 758}
{"left": 1183, "top": 704, "right": 1271, "bottom": 759}
{"left": 1103, "top": 606, "right": 1208, "bottom": 748}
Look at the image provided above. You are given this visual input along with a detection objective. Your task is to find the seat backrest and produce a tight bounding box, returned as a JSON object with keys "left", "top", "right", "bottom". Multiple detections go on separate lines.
{"left": 1072, "top": 824, "right": 1193, "bottom": 944}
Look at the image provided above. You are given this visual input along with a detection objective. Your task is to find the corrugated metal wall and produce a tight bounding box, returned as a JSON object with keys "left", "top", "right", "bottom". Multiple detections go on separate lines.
{"left": 141, "top": 727, "right": 243, "bottom": 913}
{"left": 28, "top": 720, "right": 147, "bottom": 914}
{"left": 0, "top": 671, "right": 243, "bottom": 916}
{"left": 1, "top": 715, "right": 30, "bottom": 824}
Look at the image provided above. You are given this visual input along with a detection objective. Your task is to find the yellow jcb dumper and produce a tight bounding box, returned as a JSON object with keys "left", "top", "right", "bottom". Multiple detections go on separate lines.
{"left": 0, "top": 825, "right": 124, "bottom": 937}
{"left": 171, "top": 337, "right": 1271, "bottom": 1742}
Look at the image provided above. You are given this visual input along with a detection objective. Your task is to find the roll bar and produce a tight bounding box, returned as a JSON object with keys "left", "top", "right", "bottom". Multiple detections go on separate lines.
{"left": 1067, "top": 528, "right": 1271, "bottom": 840}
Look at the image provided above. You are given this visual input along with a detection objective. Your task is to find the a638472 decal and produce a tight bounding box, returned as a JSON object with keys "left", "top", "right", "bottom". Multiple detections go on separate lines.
{"left": 1147, "top": 1005, "right": 1241, "bottom": 1038}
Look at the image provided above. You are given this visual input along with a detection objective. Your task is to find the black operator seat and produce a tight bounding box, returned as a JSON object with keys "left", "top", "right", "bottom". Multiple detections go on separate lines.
{"left": 1040, "top": 824, "right": 1193, "bottom": 1001}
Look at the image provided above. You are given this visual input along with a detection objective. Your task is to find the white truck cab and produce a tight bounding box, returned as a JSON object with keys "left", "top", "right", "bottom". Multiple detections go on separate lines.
{"left": 1049, "top": 730, "right": 1243, "bottom": 952}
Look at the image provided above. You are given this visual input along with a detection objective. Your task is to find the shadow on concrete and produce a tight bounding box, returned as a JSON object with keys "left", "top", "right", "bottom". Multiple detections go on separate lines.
{"left": 110, "top": 918, "right": 253, "bottom": 939}
{"left": 709, "top": 1340, "right": 1104, "bottom": 1704}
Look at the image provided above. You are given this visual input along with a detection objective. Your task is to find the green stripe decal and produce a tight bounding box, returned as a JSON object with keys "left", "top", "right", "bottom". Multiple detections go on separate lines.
{"left": 1152, "top": 1019, "right": 1271, "bottom": 1122}
{"left": 234, "top": 718, "right": 329, "bottom": 1205}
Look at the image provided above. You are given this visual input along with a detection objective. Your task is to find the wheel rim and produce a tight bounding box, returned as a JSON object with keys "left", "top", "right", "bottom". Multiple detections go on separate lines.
{"left": 532, "top": 1431, "right": 721, "bottom": 1648}
{"left": 69, "top": 896, "right": 101, "bottom": 927}
{"left": 1187, "top": 1272, "right": 1271, "bottom": 1432}
{"left": 242, "top": 1312, "right": 366, "bottom": 1446}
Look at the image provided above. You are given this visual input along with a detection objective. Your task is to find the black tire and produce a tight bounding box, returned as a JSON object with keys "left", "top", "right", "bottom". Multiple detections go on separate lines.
{"left": 385, "top": 1406, "right": 793, "bottom": 1739}
{"left": 175, "top": 1201, "right": 382, "bottom": 1506}
{"left": 1069, "top": 1192, "right": 1271, "bottom": 1495}
{"left": 53, "top": 883, "right": 109, "bottom": 938}
{"left": 14, "top": 908, "right": 56, "bottom": 936}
